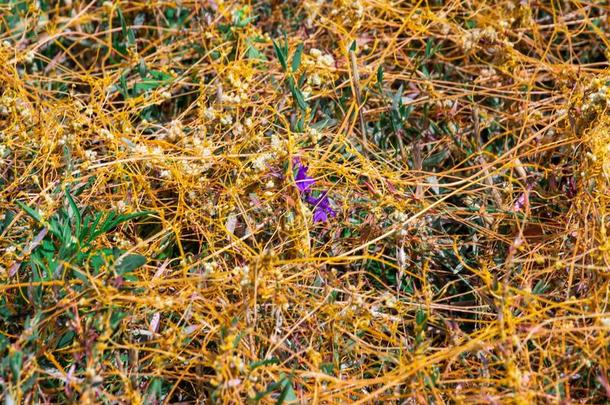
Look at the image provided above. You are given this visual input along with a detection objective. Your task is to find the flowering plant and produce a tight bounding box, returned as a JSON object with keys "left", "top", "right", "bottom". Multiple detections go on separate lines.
{"left": 293, "top": 158, "right": 336, "bottom": 223}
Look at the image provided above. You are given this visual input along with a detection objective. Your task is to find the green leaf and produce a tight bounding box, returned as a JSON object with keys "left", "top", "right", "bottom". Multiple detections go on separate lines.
{"left": 246, "top": 43, "right": 268, "bottom": 61}
{"left": 90, "top": 248, "right": 114, "bottom": 274}
{"left": 276, "top": 374, "right": 298, "bottom": 405}
{"left": 16, "top": 201, "right": 42, "bottom": 223}
{"left": 119, "top": 72, "right": 129, "bottom": 97}
{"left": 83, "top": 211, "right": 103, "bottom": 242}
{"left": 311, "top": 118, "right": 337, "bottom": 130}
{"left": 133, "top": 79, "right": 166, "bottom": 94}
{"left": 415, "top": 307, "right": 427, "bottom": 326}
{"left": 0, "top": 334, "right": 8, "bottom": 352}
{"left": 298, "top": 72, "right": 307, "bottom": 88}
{"left": 234, "top": 14, "right": 258, "bottom": 28}
{"left": 110, "top": 310, "right": 127, "bottom": 330}
{"left": 249, "top": 357, "right": 279, "bottom": 370}
{"left": 115, "top": 254, "right": 146, "bottom": 275}
{"left": 421, "top": 65, "right": 430, "bottom": 78}
{"left": 145, "top": 377, "right": 164, "bottom": 403}
{"left": 320, "top": 363, "right": 334, "bottom": 375}
{"left": 424, "top": 38, "right": 435, "bottom": 59}
{"left": 87, "top": 210, "right": 152, "bottom": 243}
{"left": 71, "top": 268, "right": 90, "bottom": 283}
{"left": 253, "top": 381, "right": 282, "bottom": 401}
{"left": 65, "top": 191, "right": 81, "bottom": 235}
{"left": 123, "top": 273, "right": 139, "bottom": 282}
{"left": 423, "top": 149, "right": 449, "bottom": 169}
{"left": 392, "top": 84, "right": 404, "bottom": 112}
{"left": 282, "top": 33, "right": 289, "bottom": 61}
{"left": 273, "top": 39, "right": 288, "bottom": 71}
{"left": 293, "top": 87, "right": 308, "bottom": 111}
{"left": 138, "top": 58, "right": 148, "bottom": 79}
{"left": 9, "top": 351, "right": 23, "bottom": 383}
{"left": 533, "top": 279, "right": 549, "bottom": 295}
{"left": 377, "top": 65, "right": 384, "bottom": 86}
{"left": 59, "top": 214, "right": 73, "bottom": 249}
{"left": 56, "top": 330, "right": 75, "bottom": 349}
{"left": 288, "top": 77, "right": 308, "bottom": 112}
{"left": 149, "top": 70, "right": 173, "bottom": 81}
{"left": 117, "top": 7, "right": 135, "bottom": 47}
{"left": 291, "top": 43, "right": 303, "bottom": 73}
{"left": 0, "top": 210, "right": 15, "bottom": 233}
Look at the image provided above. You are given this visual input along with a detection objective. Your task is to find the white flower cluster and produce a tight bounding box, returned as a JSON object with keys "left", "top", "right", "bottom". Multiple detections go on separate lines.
{"left": 1, "top": 94, "right": 35, "bottom": 126}
{"left": 0, "top": 142, "right": 8, "bottom": 164}
{"left": 84, "top": 149, "right": 97, "bottom": 161}
{"left": 166, "top": 120, "right": 184, "bottom": 142}
{"left": 252, "top": 153, "right": 274, "bottom": 172}
{"left": 306, "top": 126, "right": 321, "bottom": 143}
{"left": 390, "top": 210, "right": 409, "bottom": 223}
{"left": 113, "top": 200, "right": 127, "bottom": 213}
{"left": 249, "top": 134, "right": 285, "bottom": 172}
{"left": 308, "top": 48, "right": 335, "bottom": 68}
{"left": 203, "top": 106, "right": 216, "bottom": 120}
{"left": 203, "top": 261, "right": 218, "bottom": 276}
{"left": 220, "top": 113, "right": 233, "bottom": 126}
{"left": 270, "top": 134, "right": 283, "bottom": 151}
{"left": 582, "top": 78, "right": 610, "bottom": 112}
{"left": 233, "top": 265, "right": 251, "bottom": 286}
{"left": 58, "top": 133, "right": 74, "bottom": 146}
{"left": 461, "top": 27, "right": 499, "bottom": 51}
{"left": 327, "top": 0, "right": 365, "bottom": 26}
{"left": 221, "top": 93, "right": 242, "bottom": 104}
{"left": 134, "top": 144, "right": 164, "bottom": 159}
{"left": 310, "top": 73, "right": 322, "bottom": 87}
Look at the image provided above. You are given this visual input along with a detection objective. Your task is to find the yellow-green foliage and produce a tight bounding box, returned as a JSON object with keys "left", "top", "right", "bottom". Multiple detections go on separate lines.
{"left": 1, "top": 0, "right": 610, "bottom": 403}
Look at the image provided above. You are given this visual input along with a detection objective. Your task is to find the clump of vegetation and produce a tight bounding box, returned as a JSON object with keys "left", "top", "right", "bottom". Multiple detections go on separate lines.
{"left": 1, "top": 0, "right": 610, "bottom": 402}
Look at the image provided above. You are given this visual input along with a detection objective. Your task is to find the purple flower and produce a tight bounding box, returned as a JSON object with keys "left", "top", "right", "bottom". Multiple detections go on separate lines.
{"left": 293, "top": 158, "right": 336, "bottom": 223}
{"left": 294, "top": 162, "right": 315, "bottom": 193}
{"left": 306, "top": 192, "right": 336, "bottom": 223}
{"left": 313, "top": 207, "right": 330, "bottom": 223}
